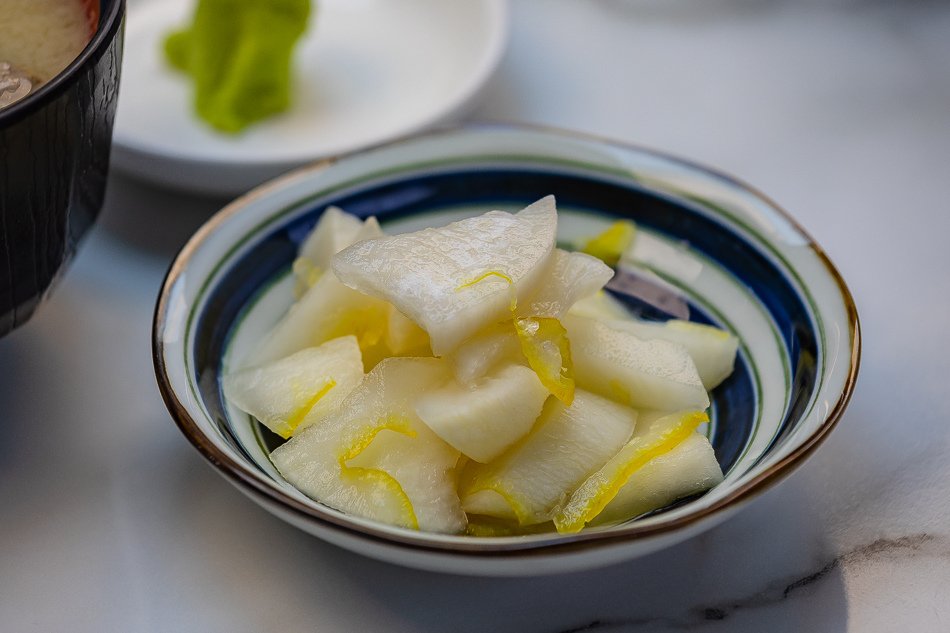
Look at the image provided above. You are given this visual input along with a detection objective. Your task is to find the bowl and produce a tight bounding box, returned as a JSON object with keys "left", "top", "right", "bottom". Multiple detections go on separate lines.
{"left": 0, "top": 0, "right": 125, "bottom": 338}
{"left": 153, "top": 124, "right": 860, "bottom": 575}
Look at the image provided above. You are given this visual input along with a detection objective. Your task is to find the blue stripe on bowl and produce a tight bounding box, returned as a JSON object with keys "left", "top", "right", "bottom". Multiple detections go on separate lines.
{"left": 192, "top": 166, "right": 818, "bottom": 488}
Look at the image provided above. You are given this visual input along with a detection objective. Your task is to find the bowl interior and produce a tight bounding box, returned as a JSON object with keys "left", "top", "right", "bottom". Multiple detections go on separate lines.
{"left": 157, "top": 126, "right": 857, "bottom": 550}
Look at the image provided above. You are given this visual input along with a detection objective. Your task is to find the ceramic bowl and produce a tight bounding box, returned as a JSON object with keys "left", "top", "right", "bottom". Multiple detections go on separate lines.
{"left": 0, "top": 0, "right": 125, "bottom": 337}
{"left": 153, "top": 125, "right": 860, "bottom": 576}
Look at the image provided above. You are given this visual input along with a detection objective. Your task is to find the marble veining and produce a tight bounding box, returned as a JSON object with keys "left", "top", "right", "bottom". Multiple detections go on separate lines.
{"left": 555, "top": 534, "right": 950, "bottom": 632}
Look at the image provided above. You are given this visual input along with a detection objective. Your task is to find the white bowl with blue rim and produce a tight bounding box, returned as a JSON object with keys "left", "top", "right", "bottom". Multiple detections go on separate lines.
{"left": 153, "top": 124, "right": 860, "bottom": 576}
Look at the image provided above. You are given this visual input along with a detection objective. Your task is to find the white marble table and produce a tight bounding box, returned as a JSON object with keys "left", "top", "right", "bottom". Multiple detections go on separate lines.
{"left": 2, "top": 1, "right": 949, "bottom": 630}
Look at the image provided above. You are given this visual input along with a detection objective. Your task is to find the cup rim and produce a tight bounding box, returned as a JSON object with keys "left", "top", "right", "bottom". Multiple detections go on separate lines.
{"left": 0, "top": 0, "right": 125, "bottom": 126}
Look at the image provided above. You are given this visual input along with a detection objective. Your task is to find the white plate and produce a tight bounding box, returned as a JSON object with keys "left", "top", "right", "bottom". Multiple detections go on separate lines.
{"left": 112, "top": 0, "right": 508, "bottom": 195}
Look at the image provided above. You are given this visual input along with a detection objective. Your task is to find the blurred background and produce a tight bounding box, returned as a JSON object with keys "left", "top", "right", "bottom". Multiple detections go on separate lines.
{"left": 1, "top": 0, "right": 948, "bottom": 631}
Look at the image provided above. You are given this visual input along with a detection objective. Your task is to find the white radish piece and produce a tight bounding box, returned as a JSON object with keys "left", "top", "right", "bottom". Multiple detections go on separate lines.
{"left": 564, "top": 314, "right": 709, "bottom": 411}
{"left": 460, "top": 390, "right": 637, "bottom": 525}
{"left": 298, "top": 206, "right": 364, "bottom": 269}
{"left": 517, "top": 249, "right": 613, "bottom": 318}
{"left": 606, "top": 319, "right": 738, "bottom": 389}
{"left": 271, "top": 357, "right": 466, "bottom": 533}
{"left": 331, "top": 197, "right": 558, "bottom": 355}
{"left": 415, "top": 364, "right": 550, "bottom": 463}
{"left": 449, "top": 324, "right": 525, "bottom": 385}
{"left": 553, "top": 409, "right": 710, "bottom": 532}
{"left": 246, "top": 271, "right": 390, "bottom": 368}
{"left": 592, "top": 432, "right": 723, "bottom": 526}
{"left": 223, "top": 336, "right": 364, "bottom": 438}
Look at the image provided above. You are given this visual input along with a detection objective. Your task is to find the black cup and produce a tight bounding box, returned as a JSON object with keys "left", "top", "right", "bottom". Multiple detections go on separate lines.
{"left": 0, "top": 0, "right": 125, "bottom": 337}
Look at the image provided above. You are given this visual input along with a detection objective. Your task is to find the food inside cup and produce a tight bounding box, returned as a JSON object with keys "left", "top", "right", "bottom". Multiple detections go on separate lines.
{"left": 0, "top": 0, "right": 99, "bottom": 106}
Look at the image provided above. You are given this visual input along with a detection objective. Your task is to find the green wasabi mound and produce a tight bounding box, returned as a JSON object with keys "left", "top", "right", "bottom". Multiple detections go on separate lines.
{"left": 165, "top": 0, "right": 311, "bottom": 134}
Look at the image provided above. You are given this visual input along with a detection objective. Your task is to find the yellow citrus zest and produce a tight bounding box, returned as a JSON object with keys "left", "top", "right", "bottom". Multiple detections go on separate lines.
{"left": 341, "top": 467, "right": 418, "bottom": 529}
{"left": 465, "top": 518, "right": 556, "bottom": 537}
{"left": 461, "top": 479, "right": 536, "bottom": 526}
{"left": 273, "top": 378, "right": 337, "bottom": 439}
{"left": 337, "top": 414, "right": 417, "bottom": 463}
{"left": 456, "top": 270, "right": 513, "bottom": 289}
{"left": 581, "top": 220, "right": 637, "bottom": 267}
{"left": 456, "top": 270, "right": 517, "bottom": 311}
{"left": 465, "top": 521, "right": 513, "bottom": 538}
{"left": 338, "top": 415, "right": 419, "bottom": 530}
{"left": 463, "top": 516, "right": 554, "bottom": 537}
{"left": 458, "top": 414, "right": 551, "bottom": 526}
{"left": 515, "top": 317, "right": 575, "bottom": 406}
{"left": 553, "top": 411, "right": 708, "bottom": 533}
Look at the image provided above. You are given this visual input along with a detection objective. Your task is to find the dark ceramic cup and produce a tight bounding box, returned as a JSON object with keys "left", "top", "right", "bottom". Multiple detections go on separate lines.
{"left": 0, "top": 0, "right": 125, "bottom": 337}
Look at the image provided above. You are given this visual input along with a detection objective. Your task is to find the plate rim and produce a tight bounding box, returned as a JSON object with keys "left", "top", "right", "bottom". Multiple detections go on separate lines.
{"left": 113, "top": 0, "right": 509, "bottom": 180}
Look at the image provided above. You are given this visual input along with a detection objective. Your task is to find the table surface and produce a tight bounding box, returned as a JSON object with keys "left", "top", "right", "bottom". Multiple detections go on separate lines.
{"left": 3, "top": 1, "right": 950, "bottom": 631}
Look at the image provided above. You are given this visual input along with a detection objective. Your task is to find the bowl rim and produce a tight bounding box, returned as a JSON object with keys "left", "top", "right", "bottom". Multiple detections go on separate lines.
{"left": 152, "top": 122, "right": 861, "bottom": 557}
{"left": 0, "top": 0, "right": 125, "bottom": 126}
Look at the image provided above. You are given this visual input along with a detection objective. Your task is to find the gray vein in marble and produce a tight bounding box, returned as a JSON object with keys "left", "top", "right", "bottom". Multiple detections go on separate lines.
{"left": 553, "top": 534, "right": 950, "bottom": 632}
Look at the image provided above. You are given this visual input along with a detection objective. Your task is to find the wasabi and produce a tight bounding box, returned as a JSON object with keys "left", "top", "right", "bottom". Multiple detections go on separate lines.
{"left": 165, "top": 0, "right": 311, "bottom": 133}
